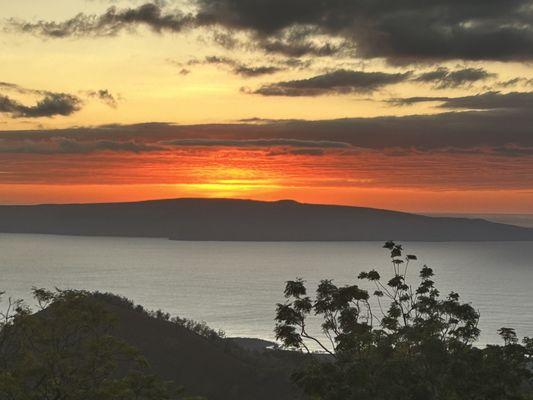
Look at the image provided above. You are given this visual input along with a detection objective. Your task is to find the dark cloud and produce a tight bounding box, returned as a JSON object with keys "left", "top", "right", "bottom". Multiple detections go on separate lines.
{"left": 258, "top": 39, "right": 344, "bottom": 58}
{"left": 382, "top": 144, "right": 533, "bottom": 158}
{"left": 17, "top": 126, "right": 532, "bottom": 158}
{"left": 267, "top": 148, "right": 326, "bottom": 156}
{"left": 4, "top": 105, "right": 533, "bottom": 153}
{"left": 440, "top": 91, "right": 533, "bottom": 109}
{"left": 9, "top": 3, "right": 193, "bottom": 38}
{"left": 186, "top": 55, "right": 282, "bottom": 76}
{"left": 249, "top": 69, "right": 411, "bottom": 96}
{"left": 211, "top": 30, "right": 240, "bottom": 49}
{"left": 162, "top": 138, "right": 352, "bottom": 148}
{"left": 388, "top": 96, "right": 451, "bottom": 106}
{"left": 490, "top": 145, "right": 533, "bottom": 157}
{"left": 207, "top": 28, "right": 346, "bottom": 57}
{"left": 0, "top": 136, "right": 349, "bottom": 155}
{"left": 181, "top": 54, "right": 312, "bottom": 76}
{"left": 280, "top": 58, "right": 313, "bottom": 69}
{"left": 496, "top": 77, "right": 533, "bottom": 88}
{"left": 86, "top": 89, "right": 119, "bottom": 107}
{"left": 0, "top": 82, "right": 50, "bottom": 96}
{"left": 0, "top": 93, "right": 82, "bottom": 118}
{"left": 232, "top": 64, "right": 282, "bottom": 77}
{"left": 392, "top": 91, "right": 533, "bottom": 110}
{"left": 192, "top": 0, "right": 533, "bottom": 63}
{"left": 0, "top": 83, "right": 122, "bottom": 118}
{"left": 415, "top": 67, "right": 495, "bottom": 88}
{"left": 0, "top": 138, "right": 164, "bottom": 154}
{"left": 257, "top": 111, "right": 533, "bottom": 150}
{"left": 12, "top": 1, "right": 533, "bottom": 63}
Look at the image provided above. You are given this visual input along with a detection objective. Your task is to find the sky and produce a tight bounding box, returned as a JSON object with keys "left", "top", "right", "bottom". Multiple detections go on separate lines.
{"left": 1, "top": 0, "right": 533, "bottom": 212}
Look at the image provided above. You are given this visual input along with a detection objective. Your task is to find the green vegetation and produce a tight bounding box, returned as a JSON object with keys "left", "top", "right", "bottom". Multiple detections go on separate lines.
{"left": 0, "top": 288, "right": 191, "bottom": 400}
{"left": 89, "top": 291, "right": 226, "bottom": 342}
{"left": 276, "top": 241, "right": 533, "bottom": 400}
{"left": 0, "top": 289, "right": 300, "bottom": 400}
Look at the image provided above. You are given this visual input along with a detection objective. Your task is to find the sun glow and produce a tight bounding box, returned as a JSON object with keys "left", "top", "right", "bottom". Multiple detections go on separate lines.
{"left": 1, "top": 144, "right": 533, "bottom": 212}
{"left": 176, "top": 179, "right": 284, "bottom": 198}
{"left": 168, "top": 159, "right": 288, "bottom": 197}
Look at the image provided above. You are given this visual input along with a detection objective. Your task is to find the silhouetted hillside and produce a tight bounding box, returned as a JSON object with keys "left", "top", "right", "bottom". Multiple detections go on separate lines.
{"left": 1, "top": 198, "right": 533, "bottom": 241}
{"left": 5, "top": 290, "right": 305, "bottom": 400}
{"left": 91, "top": 293, "right": 305, "bottom": 400}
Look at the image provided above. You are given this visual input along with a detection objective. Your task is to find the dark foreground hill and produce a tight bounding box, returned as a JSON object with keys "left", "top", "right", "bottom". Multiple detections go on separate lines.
{"left": 3, "top": 290, "right": 305, "bottom": 400}
{"left": 96, "top": 294, "right": 305, "bottom": 400}
{"left": 1, "top": 198, "right": 533, "bottom": 241}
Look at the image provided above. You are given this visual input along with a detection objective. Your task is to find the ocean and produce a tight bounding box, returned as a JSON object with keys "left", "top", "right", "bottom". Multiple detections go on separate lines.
{"left": 1, "top": 234, "right": 531, "bottom": 347}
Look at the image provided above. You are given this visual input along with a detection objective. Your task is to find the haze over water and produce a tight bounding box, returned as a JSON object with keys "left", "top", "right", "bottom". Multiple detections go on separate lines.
{"left": 1, "top": 233, "right": 531, "bottom": 347}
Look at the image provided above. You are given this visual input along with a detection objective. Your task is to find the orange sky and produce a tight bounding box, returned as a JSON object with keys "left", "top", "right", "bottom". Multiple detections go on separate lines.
{"left": 1, "top": 1, "right": 533, "bottom": 212}
{"left": 1, "top": 146, "right": 532, "bottom": 212}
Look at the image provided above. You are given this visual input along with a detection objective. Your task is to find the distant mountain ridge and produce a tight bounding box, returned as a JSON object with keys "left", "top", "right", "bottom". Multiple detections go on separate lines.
{"left": 1, "top": 198, "right": 533, "bottom": 241}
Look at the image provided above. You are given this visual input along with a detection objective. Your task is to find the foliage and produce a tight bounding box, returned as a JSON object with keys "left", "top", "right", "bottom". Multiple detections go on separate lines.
{"left": 275, "top": 241, "right": 533, "bottom": 400}
{"left": 0, "top": 288, "right": 189, "bottom": 400}
{"left": 89, "top": 291, "right": 226, "bottom": 341}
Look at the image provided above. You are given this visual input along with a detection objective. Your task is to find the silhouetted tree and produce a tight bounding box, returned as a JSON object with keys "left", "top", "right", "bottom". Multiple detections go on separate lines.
{"left": 275, "top": 241, "right": 533, "bottom": 400}
{"left": 0, "top": 288, "right": 190, "bottom": 400}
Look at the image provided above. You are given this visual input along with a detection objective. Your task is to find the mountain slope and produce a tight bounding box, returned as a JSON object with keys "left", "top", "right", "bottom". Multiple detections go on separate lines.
{"left": 97, "top": 295, "right": 303, "bottom": 400}
{"left": 0, "top": 198, "right": 532, "bottom": 241}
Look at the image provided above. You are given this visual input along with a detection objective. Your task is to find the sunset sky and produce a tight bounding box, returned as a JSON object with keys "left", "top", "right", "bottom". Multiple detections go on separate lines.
{"left": 1, "top": 0, "right": 533, "bottom": 212}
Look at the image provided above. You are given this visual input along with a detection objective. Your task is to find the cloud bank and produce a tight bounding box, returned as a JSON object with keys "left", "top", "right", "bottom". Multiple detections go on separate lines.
{"left": 0, "top": 93, "right": 82, "bottom": 118}
{"left": 2, "top": 102, "right": 533, "bottom": 153}
{"left": 184, "top": 56, "right": 282, "bottom": 77}
{"left": 391, "top": 91, "right": 533, "bottom": 110}
{"left": 0, "top": 83, "right": 120, "bottom": 119}
{"left": 250, "top": 70, "right": 412, "bottom": 96}
{"left": 9, "top": 3, "right": 193, "bottom": 38}
{"left": 9, "top": 1, "right": 533, "bottom": 63}
{"left": 414, "top": 67, "right": 495, "bottom": 89}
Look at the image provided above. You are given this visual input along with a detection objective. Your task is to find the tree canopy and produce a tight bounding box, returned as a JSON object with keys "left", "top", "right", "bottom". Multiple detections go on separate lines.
{"left": 0, "top": 288, "right": 186, "bottom": 400}
{"left": 275, "top": 241, "right": 533, "bottom": 400}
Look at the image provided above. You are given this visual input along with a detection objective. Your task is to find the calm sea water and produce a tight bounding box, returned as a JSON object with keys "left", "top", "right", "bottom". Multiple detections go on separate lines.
{"left": 1, "top": 234, "right": 531, "bottom": 347}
